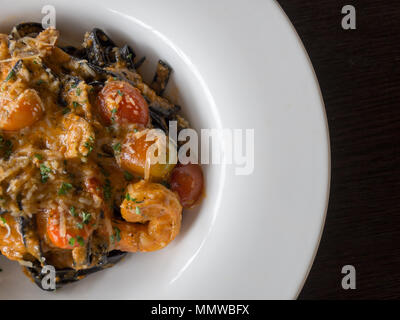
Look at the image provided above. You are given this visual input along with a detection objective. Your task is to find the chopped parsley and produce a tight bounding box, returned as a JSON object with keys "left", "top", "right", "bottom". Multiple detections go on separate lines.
{"left": 110, "top": 227, "right": 121, "bottom": 244}
{"left": 112, "top": 142, "right": 121, "bottom": 154}
{"left": 117, "top": 89, "right": 124, "bottom": 96}
{"left": 72, "top": 101, "right": 81, "bottom": 109}
{"left": 5, "top": 69, "right": 15, "bottom": 82}
{"left": 58, "top": 182, "right": 73, "bottom": 195}
{"left": 84, "top": 136, "right": 94, "bottom": 155}
{"left": 39, "top": 164, "right": 51, "bottom": 183}
{"left": 76, "top": 87, "right": 81, "bottom": 96}
{"left": 125, "top": 193, "right": 135, "bottom": 202}
{"left": 123, "top": 171, "right": 133, "bottom": 181}
{"left": 69, "top": 237, "right": 75, "bottom": 246}
{"left": 76, "top": 236, "right": 85, "bottom": 247}
{"left": 0, "top": 216, "right": 6, "bottom": 224}
{"left": 114, "top": 227, "right": 121, "bottom": 242}
{"left": 111, "top": 108, "right": 117, "bottom": 122}
{"left": 69, "top": 206, "right": 77, "bottom": 217}
{"left": 136, "top": 206, "right": 141, "bottom": 215}
{"left": 71, "top": 82, "right": 78, "bottom": 88}
{"left": 125, "top": 194, "right": 144, "bottom": 206}
{"left": 62, "top": 107, "right": 70, "bottom": 114}
{"left": 81, "top": 211, "right": 91, "bottom": 224}
{"left": 76, "top": 222, "right": 83, "bottom": 229}
{"left": 34, "top": 153, "right": 43, "bottom": 160}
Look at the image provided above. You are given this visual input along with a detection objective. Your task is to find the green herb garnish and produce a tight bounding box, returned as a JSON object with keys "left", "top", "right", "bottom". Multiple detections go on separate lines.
{"left": 114, "top": 227, "right": 121, "bottom": 242}
{"left": 68, "top": 237, "right": 75, "bottom": 246}
{"left": 70, "top": 206, "right": 77, "bottom": 217}
{"left": 40, "top": 164, "right": 51, "bottom": 183}
{"left": 117, "top": 89, "right": 123, "bottom": 96}
{"left": 136, "top": 206, "right": 141, "bottom": 215}
{"left": 5, "top": 69, "right": 15, "bottom": 82}
{"left": 81, "top": 211, "right": 91, "bottom": 224}
{"left": 84, "top": 137, "right": 94, "bottom": 155}
{"left": 76, "top": 87, "right": 81, "bottom": 96}
{"left": 125, "top": 193, "right": 136, "bottom": 202}
{"left": 111, "top": 108, "right": 117, "bottom": 122}
{"left": 112, "top": 142, "right": 121, "bottom": 154}
{"left": 58, "top": 182, "right": 73, "bottom": 195}
{"left": 34, "top": 153, "right": 43, "bottom": 160}
{"left": 123, "top": 171, "right": 133, "bottom": 181}
{"left": 72, "top": 101, "right": 81, "bottom": 109}
{"left": 76, "top": 236, "right": 85, "bottom": 247}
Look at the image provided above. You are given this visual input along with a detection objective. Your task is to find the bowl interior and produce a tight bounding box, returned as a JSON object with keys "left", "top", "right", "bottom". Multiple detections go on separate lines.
{"left": 0, "top": 1, "right": 224, "bottom": 299}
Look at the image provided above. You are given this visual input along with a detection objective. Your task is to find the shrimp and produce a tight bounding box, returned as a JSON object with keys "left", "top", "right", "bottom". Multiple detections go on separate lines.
{"left": 62, "top": 113, "right": 95, "bottom": 158}
{"left": 0, "top": 213, "right": 27, "bottom": 261}
{"left": 0, "top": 88, "right": 44, "bottom": 131}
{"left": 114, "top": 180, "right": 182, "bottom": 252}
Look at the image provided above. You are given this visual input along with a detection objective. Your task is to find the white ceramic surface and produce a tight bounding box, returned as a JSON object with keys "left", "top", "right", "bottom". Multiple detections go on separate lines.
{"left": 0, "top": 0, "right": 329, "bottom": 299}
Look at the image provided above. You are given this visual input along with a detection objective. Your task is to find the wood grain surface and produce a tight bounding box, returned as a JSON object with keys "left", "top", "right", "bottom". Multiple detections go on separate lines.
{"left": 276, "top": 0, "right": 400, "bottom": 299}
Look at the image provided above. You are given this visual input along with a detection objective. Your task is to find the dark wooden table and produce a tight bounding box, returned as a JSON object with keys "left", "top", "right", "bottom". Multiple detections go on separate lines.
{"left": 276, "top": 0, "right": 400, "bottom": 299}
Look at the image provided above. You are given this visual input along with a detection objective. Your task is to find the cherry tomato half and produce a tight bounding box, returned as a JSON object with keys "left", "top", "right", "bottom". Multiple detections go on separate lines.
{"left": 170, "top": 163, "right": 203, "bottom": 208}
{"left": 46, "top": 177, "right": 101, "bottom": 249}
{"left": 97, "top": 81, "right": 149, "bottom": 126}
{"left": 47, "top": 209, "right": 92, "bottom": 249}
{"left": 0, "top": 89, "right": 43, "bottom": 131}
{"left": 120, "top": 129, "right": 176, "bottom": 180}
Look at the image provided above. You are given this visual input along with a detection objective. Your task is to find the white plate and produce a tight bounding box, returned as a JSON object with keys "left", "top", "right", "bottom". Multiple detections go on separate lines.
{"left": 0, "top": 0, "right": 329, "bottom": 299}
